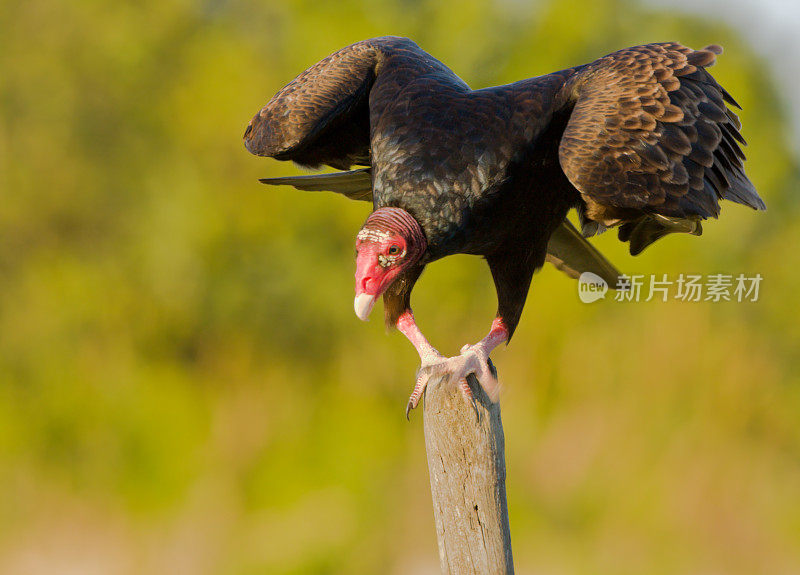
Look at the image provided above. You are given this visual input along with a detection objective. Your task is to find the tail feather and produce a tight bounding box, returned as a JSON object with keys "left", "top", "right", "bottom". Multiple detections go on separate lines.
{"left": 546, "top": 219, "right": 623, "bottom": 288}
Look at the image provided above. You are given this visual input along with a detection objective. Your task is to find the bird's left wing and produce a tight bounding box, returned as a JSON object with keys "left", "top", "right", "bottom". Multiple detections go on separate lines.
{"left": 556, "top": 43, "right": 765, "bottom": 226}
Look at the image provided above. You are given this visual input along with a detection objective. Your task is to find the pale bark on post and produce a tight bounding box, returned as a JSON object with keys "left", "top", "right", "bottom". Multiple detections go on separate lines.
{"left": 422, "top": 369, "right": 514, "bottom": 575}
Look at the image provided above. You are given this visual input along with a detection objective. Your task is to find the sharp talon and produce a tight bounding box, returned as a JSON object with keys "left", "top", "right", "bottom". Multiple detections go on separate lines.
{"left": 405, "top": 368, "right": 430, "bottom": 420}
{"left": 459, "top": 378, "right": 479, "bottom": 417}
{"left": 405, "top": 394, "right": 421, "bottom": 419}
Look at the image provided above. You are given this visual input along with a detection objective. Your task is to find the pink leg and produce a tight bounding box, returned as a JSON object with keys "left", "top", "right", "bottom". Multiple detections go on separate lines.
{"left": 396, "top": 309, "right": 444, "bottom": 418}
{"left": 397, "top": 309, "right": 442, "bottom": 364}
{"left": 464, "top": 317, "right": 510, "bottom": 358}
{"left": 455, "top": 317, "right": 509, "bottom": 401}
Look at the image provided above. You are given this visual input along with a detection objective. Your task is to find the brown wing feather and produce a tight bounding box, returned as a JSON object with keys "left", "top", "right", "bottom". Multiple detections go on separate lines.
{"left": 557, "top": 43, "right": 765, "bottom": 228}
{"left": 243, "top": 36, "right": 451, "bottom": 172}
{"left": 243, "top": 41, "right": 379, "bottom": 170}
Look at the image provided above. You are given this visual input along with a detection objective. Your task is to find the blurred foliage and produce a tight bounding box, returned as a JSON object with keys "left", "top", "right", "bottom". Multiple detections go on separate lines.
{"left": 1, "top": 0, "right": 799, "bottom": 573}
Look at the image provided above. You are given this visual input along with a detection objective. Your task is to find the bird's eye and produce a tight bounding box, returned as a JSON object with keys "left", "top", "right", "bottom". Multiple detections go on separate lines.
{"left": 388, "top": 244, "right": 401, "bottom": 255}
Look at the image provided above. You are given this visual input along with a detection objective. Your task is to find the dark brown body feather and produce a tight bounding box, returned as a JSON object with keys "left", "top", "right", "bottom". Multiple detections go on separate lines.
{"left": 245, "top": 37, "right": 764, "bottom": 337}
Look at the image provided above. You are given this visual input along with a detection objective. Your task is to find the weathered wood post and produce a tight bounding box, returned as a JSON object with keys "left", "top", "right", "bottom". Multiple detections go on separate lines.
{"left": 422, "top": 369, "right": 514, "bottom": 574}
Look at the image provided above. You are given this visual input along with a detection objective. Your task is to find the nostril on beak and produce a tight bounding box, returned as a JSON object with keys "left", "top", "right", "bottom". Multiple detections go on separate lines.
{"left": 360, "top": 277, "right": 373, "bottom": 292}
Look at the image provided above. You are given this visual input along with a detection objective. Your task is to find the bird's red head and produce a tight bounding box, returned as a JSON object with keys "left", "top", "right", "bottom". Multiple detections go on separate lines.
{"left": 354, "top": 208, "right": 426, "bottom": 321}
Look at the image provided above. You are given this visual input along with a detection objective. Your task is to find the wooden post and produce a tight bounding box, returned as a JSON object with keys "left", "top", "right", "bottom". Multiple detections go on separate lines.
{"left": 422, "top": 369, "right": 514, "bottom": 575}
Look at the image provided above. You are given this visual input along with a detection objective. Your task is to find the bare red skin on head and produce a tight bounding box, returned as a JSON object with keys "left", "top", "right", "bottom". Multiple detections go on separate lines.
{"left": 354, "top": 234, "right": 408, "bottom": 296}
{"left": 353, "top": 208, "right": 426, "bottom": 320}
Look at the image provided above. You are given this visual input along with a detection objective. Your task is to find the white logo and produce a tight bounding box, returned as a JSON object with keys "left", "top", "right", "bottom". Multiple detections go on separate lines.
{"left": 578, "top": 272, "right": 608, "bottom": 303}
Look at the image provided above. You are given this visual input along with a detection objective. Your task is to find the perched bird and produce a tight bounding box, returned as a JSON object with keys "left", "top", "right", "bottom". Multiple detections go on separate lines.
{"left": 244, "top": 37, "right": 765, "bottom": 415}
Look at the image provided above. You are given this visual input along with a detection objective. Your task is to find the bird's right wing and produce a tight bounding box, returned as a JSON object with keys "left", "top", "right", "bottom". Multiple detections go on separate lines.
{"left": 243, "top": 40, "right": 378, "bottom": 170}
{"left": 244, "top": 36, "right": 451, "bottom": 171}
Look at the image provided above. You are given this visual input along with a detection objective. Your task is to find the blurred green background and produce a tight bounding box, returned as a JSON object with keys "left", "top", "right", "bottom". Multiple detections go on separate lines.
{"left": 2, "top": 0, "right": 799, "bottom": 573}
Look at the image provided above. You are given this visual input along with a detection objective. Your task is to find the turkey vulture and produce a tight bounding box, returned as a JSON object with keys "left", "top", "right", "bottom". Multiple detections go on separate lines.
{"left": 244, "top": 37, "right": 764, "bottom": 415}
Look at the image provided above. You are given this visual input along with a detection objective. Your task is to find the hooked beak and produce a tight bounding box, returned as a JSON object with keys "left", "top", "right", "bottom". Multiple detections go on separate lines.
{"left": 354, "top": 293, "right": 376, "bottom": 321}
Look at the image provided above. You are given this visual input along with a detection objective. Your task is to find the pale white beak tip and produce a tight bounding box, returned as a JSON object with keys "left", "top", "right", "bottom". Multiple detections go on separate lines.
{"left": 354, "top": 293, "right": 376, "bottom": 321}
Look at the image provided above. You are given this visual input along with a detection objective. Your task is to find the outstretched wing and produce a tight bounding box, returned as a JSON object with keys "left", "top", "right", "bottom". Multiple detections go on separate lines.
{"left": 243, "top": 41, "right": 378, "bottom": 170}
{"left": 243, "top": 36, "right": 451, "bottom": 171}
{"left": 557, "top": 43, "right": 765, "bottom": 234}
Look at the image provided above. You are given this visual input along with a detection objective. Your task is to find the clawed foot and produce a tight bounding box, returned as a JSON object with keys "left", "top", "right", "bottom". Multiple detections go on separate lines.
{"left": 405, "top": 345, "right": 499, "bottom": 419}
